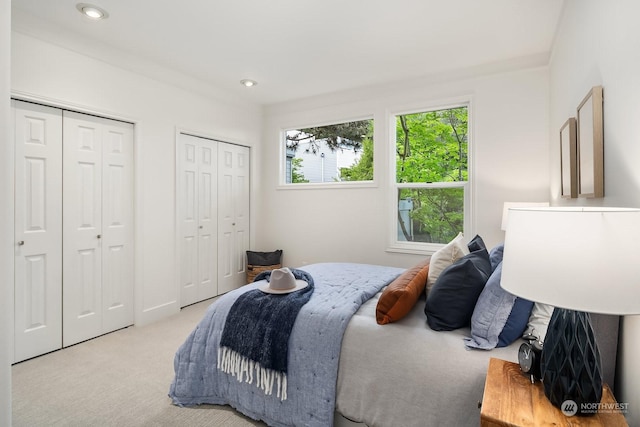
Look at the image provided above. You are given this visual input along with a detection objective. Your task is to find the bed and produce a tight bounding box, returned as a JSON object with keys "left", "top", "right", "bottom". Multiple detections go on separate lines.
{"left": 335, "top": 287, "right": 518, "bottom": 426}
{"left": 169, "top": 260, "right": 619, "bottom": 427}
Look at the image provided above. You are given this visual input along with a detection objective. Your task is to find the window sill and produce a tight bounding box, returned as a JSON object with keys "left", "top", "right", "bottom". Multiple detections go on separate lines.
{"left": 277, "top": 181, "right": 378, "bottom": 190}
{"left": 386, "top": 243, "right": 443, "bottom": 256}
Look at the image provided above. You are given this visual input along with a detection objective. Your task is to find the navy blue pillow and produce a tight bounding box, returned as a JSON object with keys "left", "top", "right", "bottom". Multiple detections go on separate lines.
{"left": 425, "top": 249, "right": 492, "bottom": 331}
{"left": 467, "top": 234, "right": 487, "bottom": 253}
{"left": 497, "top": 297, "right": 534, "bottom": 347}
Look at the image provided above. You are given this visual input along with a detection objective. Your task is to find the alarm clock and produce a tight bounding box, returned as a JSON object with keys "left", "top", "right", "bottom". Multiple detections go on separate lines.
{"left": 518, "top": 340, "right": 543, "bottom": 382}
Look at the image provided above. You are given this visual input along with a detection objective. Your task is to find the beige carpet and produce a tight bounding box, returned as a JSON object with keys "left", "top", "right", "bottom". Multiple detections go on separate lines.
{"left": 12, "top": 299, "right": 266, "bottom": 427}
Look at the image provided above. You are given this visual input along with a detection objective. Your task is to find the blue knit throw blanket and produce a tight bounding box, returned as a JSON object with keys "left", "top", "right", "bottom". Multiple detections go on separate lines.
{"left": 217, "top": 269, "right": 314, "bottom": 401}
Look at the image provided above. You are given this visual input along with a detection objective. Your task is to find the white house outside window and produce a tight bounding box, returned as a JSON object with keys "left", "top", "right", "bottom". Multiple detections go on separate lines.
{"left": 283, "top": 118, "right": 374, "bottom": 185}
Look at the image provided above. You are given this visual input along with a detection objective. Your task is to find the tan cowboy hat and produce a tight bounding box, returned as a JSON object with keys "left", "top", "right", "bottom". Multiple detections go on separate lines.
{"left": 258, "top": 267, "right": 308, "bottom": 294}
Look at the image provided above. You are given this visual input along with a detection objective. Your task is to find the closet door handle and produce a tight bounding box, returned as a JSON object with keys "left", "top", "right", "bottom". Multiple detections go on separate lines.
{"left": 17, "top": 240, "right": 25, "bottom": 246}
{"left": 97, "top": 234, "right": 102, "bottom": 239}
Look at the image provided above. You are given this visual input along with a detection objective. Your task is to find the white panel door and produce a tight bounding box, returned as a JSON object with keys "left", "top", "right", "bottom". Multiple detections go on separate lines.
{"left": 63, "top": 111, "right": 134, "bottom": 346}
{"left": 13, "top": 100, "right": 63, "bottom": 363}
{"left": 177, "top": 135, "right": 199, "bottom": 306}
{"left": 101, "top": 119, "right": 134, "bottom": 334}
{"left": 197, "top": 142, "right": 218, "bottom": 301}
{"left": 177, "top": 134, "right": 218, "bottom": 307}
{"left": 218, "top": 143, "right": 250, "bottom": 294}
{"left": 63, "top": 111, "right": 103, "bottom": 346}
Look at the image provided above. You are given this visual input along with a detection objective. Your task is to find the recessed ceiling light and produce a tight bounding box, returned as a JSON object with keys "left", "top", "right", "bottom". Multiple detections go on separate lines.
{"left": 76, "top": 3, "right": 109, "bottom": 20}
{"left": 240, "top": 79, "right": 257, "bottom": 88}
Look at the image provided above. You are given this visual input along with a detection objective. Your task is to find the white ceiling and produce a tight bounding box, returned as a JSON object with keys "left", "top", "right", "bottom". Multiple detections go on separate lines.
{"left": 11, "top": 0, "right": 565, "bottom": 106}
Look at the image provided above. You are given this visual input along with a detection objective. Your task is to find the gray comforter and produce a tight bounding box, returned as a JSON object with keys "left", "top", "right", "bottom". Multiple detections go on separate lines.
{"left": 169, "top": 262, "right": 404, "bottom": 427}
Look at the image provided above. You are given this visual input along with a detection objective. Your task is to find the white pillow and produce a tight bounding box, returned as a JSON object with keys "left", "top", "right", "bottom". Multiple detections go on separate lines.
{"left": 426, "top": 232, "right": 469, "bottom": 294}
{"left": 522, "top": 302, "right": 554, "bottom": 343}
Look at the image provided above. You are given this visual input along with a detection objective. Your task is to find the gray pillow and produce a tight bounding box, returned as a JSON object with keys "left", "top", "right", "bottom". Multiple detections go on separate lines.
{"left": 465, "top": 261, "right": 533, "bottom": 350}
{"left": 489, "top": 243, "right": 504, "bottom": 271}
{"left": 464, "top": 263, "right": 514, "bottom": 349}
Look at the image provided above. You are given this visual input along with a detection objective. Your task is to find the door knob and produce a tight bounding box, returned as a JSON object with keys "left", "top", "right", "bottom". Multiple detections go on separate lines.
{"left": 232, "top": 223, "right": 236, "bottom": 226}
{"left": 199, "top": 225, "right": 203, "bottom": 229}
{"left": 97, "top": 234, "right": 102, "bottom": 239}
{"left": 17, "top": 240, "right": 24, "bottom": 246}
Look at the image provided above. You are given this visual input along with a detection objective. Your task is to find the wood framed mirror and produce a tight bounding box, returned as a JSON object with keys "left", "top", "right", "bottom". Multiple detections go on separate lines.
{"left": 560, "top": 117, "right": 577, "bottom": 198}
{"left": 577, "top": 86, "right": 604, "bottom": 198}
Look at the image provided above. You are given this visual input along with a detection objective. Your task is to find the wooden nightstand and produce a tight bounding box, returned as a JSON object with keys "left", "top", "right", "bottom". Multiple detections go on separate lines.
{"left": 480, "top": 358, "right": 628, "bottom": 427}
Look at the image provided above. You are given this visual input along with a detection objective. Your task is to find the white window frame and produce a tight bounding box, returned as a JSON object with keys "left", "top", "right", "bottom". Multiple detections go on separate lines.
{"left": 387, "top": 99, "right": 473, "bottom": 255}
{"left": 278, "top": 116, "right": 377, "bottom": 190}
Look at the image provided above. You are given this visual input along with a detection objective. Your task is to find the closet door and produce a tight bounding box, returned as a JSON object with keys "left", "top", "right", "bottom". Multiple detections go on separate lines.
{"left": 218, "top": 142, "right": 250, "bottom": 294}
{"left": 101, "top": 118, "right": 134, "bottom": 333}
{"left": 13, "top": 100, "right": 63, "bottom": 363}
{"left": 63, "top": 111, "right": 134, "bottom": 346}
{"left": 177, "top": 133, "right": 218, "bottom": 307}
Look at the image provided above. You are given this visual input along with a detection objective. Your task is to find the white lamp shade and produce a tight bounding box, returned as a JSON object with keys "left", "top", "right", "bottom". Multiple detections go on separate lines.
{"left": 501, "top": 201, "right": 549, "bottom": 231}
{"left": 501, "top": 207, "right": 640, "bottom": 315}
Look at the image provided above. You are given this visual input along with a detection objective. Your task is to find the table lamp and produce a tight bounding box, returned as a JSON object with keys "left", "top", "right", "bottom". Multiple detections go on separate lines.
{"left": 500, "top": 201, "right": 549, "bottom": 231}
{"left": 501, "top": 207, "right": 640, "bottom": 416}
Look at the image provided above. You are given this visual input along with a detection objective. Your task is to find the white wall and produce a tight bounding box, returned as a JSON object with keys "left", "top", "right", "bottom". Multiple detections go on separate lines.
{"left": 11, "top": 31, "right": 262, "bottom": 325}
{"left": 260, "top": 66, "right": 550, "bottom": 269}
{"left": 549, "top": 0, "right": 640, "bottom": 424}
{"left": 1, "top": 0, "right": 13, "bottom": 423}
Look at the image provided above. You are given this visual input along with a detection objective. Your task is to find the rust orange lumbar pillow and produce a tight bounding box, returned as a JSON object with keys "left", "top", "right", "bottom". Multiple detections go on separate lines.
{"left": 376, "top": 259, "right": 430, "bottom": 325}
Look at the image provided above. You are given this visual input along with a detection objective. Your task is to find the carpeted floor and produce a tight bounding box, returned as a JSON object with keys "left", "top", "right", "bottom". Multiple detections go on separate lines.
{"left": 11, "top": 298, "right": 266, "bottom": 427}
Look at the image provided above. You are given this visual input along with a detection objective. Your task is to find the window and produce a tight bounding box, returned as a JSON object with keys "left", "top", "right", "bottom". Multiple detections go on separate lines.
{"left": 393, "top": 105, "right": 469, "bottom": 251}
{"left": 283, "top": 118, "right": 374, "bottom": 185}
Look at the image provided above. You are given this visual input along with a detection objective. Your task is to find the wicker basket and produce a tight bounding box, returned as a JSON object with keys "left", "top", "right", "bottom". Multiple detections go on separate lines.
{"left": 246, "top": 263, "right": 281, "bottom": 284}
